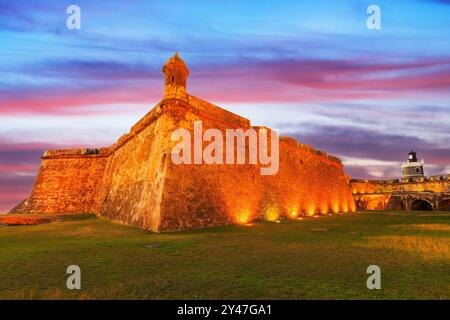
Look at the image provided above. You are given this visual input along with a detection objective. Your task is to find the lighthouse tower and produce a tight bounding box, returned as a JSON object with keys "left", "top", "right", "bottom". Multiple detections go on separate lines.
{"left": 401, "top": 150, "right": 424, "bottom": 178}
{"left": 162, "top": 52, "right": 190, "bottom": 101}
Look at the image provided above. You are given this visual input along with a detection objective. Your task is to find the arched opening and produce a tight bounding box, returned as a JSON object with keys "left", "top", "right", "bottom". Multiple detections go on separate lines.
{"left": 387, "top": 198, "right": 404, "bottom": 210}
{"left": 410, "top": 199, "right": 433, "bottom": 211}
{"left": 438, "top": 199, "right": 450, "bottom": 211}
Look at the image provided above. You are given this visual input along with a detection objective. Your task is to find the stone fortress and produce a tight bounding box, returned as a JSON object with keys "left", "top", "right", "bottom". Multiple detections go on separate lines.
{"left": 350, "top": 151, "right": 450, "bottom": 211}
{"left": 10, "top": 54, "right": 449, "bottom": 231}
{"left": 10, "top": 53, "right": 356, "bottom": 232}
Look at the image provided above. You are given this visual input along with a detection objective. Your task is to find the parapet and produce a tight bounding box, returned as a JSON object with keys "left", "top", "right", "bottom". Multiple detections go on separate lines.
{"left": 301, "top": 143, "right": 341, "bottom": 164}
{"left": 351, "top": 175, "right": 449, "bottom": 184}
{"left": 43, "top": 147, "right": 112, "bottom": 159}
{"left": 300, "top": 144, "right": 314, "bottom": 153}
{"left": 429, "top": 175, "right": 449, "bottom": 181}
{"left": 279, "top": 136, "right": 300, "bottom": 148}
{"left": 187, "top": 95, "right": 251, "bottom": 128}
{"left": 275, "top": 138, "right": 342, "bottom": 165}
{"left": 350, "top": 175, "right": 449, "bottom": 195}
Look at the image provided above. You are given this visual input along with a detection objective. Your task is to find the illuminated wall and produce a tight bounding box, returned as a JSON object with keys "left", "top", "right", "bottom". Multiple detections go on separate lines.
{"left": 350, "top": 178, "right": 449, "bottom": 211}
{"left": 12, "top": 96, "right": 355, "bottom": 232}
{"left": 11, "top": 149, "right": 109, "bottom": 214}
{"left": 351, "top": 179, "right": 448, "bottom": 194}
{"left": 142, "top": 97, "right": 355, "bottom": 231}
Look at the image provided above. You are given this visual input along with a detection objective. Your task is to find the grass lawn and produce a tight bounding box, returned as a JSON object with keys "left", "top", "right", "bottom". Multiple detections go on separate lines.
{"left": 0, "top": 211, "right": 449, "bottom": 299}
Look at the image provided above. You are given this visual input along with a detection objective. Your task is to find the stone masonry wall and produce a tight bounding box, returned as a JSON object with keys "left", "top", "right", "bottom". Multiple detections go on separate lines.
{"left": 350, "top": 178, "right": 449, "bottom": 195}
{"left": 350, "top": 177, "right": 449, "bottom": 210}
{"left": 11, "top": 149, "right": 109, "bottom": 214}
{"left": 158, "top": 98, "right": 355, "bottom": 232}
{"left": 99, "top": 105, "right": 175, "bottom": 232}
{"left": 11, "top": 96, "right": 356, "bottom": 232}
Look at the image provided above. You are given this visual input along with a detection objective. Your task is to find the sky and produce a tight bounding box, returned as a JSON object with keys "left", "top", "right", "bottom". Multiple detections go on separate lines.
{"left": 1, "top": 0, "right": 450, "bottom": 212}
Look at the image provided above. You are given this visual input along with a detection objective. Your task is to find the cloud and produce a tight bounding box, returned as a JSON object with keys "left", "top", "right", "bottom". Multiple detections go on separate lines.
{"left": 193, "top": 56, "right": 450, "bottom": 96}
{"left": 0, "top": 82, "right": 160, "bottom": 115}
{"left": 21, "top": 60, "right": 160, "bottom": 81}
{"left": 284, "top": 124, "right": 450, "bottom": 179}
{"left": 2, "top": 55, "right": 450, "bottom": 115}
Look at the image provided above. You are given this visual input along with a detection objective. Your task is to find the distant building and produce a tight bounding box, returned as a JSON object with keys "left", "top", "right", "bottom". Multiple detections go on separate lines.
{"left": 401, "top": 150, "right": 424, "bottom": 178}
{"left": 350, "top": 150, "right": 449, "bottom": 211}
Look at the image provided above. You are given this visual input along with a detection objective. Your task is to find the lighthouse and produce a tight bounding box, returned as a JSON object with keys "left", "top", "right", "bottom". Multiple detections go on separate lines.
{"left": 401, "top": 150, "right": 424, "bottom": 178}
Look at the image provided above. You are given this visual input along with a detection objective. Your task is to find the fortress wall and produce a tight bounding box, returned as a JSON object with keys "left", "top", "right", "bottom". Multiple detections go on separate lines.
{"left": 350, "top": 179, "right": 449, "bottom": 194}
{"left": 99, "top": 107, "right": 176, "bottom": 232}
{"left": 158, "top": 100, "right": 355, "bottom": 232}
{"left": 350, "top": 178, "right": 449, "bottom": 210}
{"left": 187, "top": 95, "right": 251, "bottom": 127}
{"left": 263, "top": 141, "right": 355, "bottom": 218}
{"left": 11, "top": 96, "right": 355, "bottom": 232}
{"left": 11, "top": 150, "right": 109, "bottom": 214}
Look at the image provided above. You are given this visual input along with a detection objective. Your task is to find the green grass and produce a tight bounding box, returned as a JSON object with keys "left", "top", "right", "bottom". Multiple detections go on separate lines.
{"left": 0, "top": 211, "right": 449, "bottom": 299}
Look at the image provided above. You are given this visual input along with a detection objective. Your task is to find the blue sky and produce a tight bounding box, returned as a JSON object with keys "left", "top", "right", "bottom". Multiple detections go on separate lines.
{"left": 1, "top": 0, "right": 450, "bottom": 211}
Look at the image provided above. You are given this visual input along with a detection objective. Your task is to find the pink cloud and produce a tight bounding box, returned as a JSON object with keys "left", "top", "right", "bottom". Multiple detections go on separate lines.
{"left": 191, "top": 57, "right": 450, "bottom": 103}
{"left": 0, "top": 85, "right": 160, "bottom": 115}
{"left": 2, "top": 56, "right": 450, "bottom": 115}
